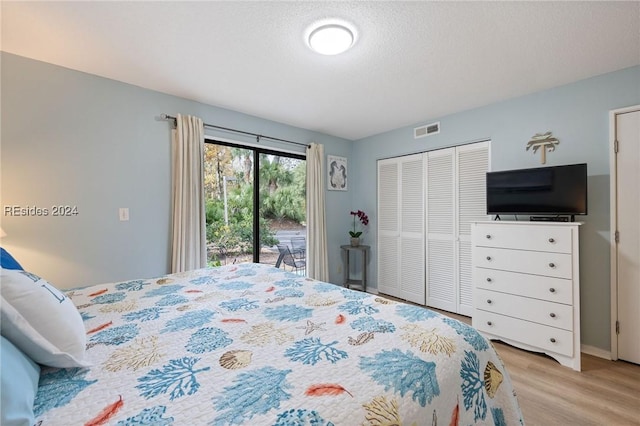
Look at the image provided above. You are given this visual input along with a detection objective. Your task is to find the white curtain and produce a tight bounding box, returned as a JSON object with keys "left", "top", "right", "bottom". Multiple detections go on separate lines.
{"left": 305, "top": 143, "right": 329, "bottom": 281}
{"left": 171, "top": 114, "right": 207, "bottom": 272}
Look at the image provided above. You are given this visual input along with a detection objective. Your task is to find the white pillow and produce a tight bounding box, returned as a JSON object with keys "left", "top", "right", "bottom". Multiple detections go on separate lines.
{"left": 0, "top": 268, "right": 90, "bottom": 368}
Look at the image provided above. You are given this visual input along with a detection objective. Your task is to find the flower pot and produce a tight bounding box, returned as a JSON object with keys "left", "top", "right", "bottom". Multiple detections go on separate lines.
{"left": 350, "top": 237, "right": 360, "bottom": 247}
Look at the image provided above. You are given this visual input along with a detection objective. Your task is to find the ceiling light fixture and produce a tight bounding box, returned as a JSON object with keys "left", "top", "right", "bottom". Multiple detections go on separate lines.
{"left": 308, "top": 24, "right": 354, "bottom": 55}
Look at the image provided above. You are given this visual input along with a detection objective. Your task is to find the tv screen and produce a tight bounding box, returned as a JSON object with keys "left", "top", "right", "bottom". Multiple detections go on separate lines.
{"left": 486, "top": 163, "right": 588, "bottom": 216}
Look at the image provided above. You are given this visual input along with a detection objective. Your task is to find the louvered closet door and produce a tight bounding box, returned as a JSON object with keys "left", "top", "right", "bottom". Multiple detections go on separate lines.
{"left": 377, "top": 159, "right": 400, "bottom": 298}
{"left": 399, "top": 156, "right": 425, "bottom": 304}
{"left": 426, "top": 148, "right": 456, "bottom": 312}
{"left": 456, "top": 142, "right": 490, "bottom": 316}
{"left": 426, "top": 141, "right": 490, "bottom": 315}
{"left": 377, "top": 154, "right": 425, "bottom": 303}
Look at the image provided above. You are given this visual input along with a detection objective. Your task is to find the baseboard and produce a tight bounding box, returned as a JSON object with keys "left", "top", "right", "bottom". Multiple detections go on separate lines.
{"left": 581, "top": 344, "right": 612, "bottom": 360}
{"left": 366, "top": 287, "right": 379, "bottom": 295}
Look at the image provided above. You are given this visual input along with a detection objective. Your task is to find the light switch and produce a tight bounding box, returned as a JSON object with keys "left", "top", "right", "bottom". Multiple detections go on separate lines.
{"left": 119, "top": 208, "right": 129, "bottom": 221}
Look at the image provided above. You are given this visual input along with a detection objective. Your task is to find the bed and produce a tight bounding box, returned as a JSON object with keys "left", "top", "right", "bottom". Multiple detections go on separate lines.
{"left": 1, "top": 261, "right": 524, "bottom": 425}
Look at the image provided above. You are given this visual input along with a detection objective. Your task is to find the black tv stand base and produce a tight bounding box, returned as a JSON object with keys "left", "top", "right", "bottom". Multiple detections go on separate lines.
{"left": 530, "top": 215, "right": 574, "bottom": 222}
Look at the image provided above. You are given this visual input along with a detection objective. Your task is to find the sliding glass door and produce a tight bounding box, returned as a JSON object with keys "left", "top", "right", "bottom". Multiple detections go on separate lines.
{"left": 203, "top": 140, "right": 306, "bottom": 270}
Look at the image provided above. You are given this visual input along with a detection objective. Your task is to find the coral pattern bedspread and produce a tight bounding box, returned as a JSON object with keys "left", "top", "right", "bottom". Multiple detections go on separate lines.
{"left": 34, "top": 263, "right": 524, "bottom": 425}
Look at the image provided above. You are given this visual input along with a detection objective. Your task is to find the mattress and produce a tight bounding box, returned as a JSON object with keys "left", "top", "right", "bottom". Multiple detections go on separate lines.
{"left": 34, "top": 263, "right": 524, "bottom": 425}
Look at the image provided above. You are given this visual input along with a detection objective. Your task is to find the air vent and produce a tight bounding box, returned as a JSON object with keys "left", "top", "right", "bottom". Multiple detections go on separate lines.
{"left": 414, "top": 122, "right": 440, "bottom": 139}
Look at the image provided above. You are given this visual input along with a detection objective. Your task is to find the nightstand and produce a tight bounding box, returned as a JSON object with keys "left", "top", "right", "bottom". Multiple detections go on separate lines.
{"left": 340, "top": 245, "right": 370, "bottom": 292}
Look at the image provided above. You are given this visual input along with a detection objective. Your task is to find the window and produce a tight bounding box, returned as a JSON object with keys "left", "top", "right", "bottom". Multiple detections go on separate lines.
{"left": 204, "top": 139, "right": 306, "bottom": 270}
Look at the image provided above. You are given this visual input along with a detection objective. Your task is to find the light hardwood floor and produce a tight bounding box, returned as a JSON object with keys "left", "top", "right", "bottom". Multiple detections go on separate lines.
{"left": 436, "top": 309, "right": 640, "bottom": 425}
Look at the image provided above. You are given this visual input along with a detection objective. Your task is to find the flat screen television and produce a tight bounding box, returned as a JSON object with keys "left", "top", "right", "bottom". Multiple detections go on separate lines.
{"left": 486, "top": 163, "right": 587, "bottom": 218}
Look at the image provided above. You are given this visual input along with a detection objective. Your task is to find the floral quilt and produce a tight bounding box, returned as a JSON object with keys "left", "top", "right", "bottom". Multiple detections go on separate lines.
{"left": 34, "top": 263, "right": 524, "bottom": 425}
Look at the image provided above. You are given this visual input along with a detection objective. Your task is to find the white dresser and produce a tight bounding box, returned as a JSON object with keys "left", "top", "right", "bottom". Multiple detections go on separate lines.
{"left": 471, "top": 221, "right": 582, "bottom": 371}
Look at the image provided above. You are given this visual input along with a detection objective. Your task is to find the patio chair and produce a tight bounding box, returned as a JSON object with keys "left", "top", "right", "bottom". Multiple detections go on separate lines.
{"left": 290, "top": 236, "right": 306, "bottom": 260}
{"left": 276, "top": 243, "right": 306, "bottom": 276}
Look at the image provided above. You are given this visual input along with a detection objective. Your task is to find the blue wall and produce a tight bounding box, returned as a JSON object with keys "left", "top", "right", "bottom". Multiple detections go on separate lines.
{"left": 350, "top": 65, "right": 640, "bottom": 351}
{"left": 1, "top": 53, "right": 352, "bottom": 288}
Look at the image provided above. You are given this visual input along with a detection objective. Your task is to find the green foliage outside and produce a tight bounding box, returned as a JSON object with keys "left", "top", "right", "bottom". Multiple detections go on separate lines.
{"left": 259, "top": 158, "right": 306, "bottom": 224}
{"left": 204, "top": 145, "right": 305, "bottom": 265}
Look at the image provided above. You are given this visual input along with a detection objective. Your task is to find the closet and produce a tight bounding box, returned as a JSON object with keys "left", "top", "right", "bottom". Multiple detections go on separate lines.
{"left": 377, "top": 141, "right": 489, "bottom": 314}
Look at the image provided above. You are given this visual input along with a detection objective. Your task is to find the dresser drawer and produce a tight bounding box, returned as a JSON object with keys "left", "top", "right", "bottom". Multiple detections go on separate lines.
{"left": 475, "top": 246, "right": 572, "bottom": 279}
{"left": 475, "top": 288, "right": 573, "bottom": 331}
{"left": 474, "top": 268, "right": 573, "bottom": 304}
{"left": 474, "top": 310, "right": 574, "bottom": 357}
{"left": 474, "top": 224, "right": 573, "bottom": 253}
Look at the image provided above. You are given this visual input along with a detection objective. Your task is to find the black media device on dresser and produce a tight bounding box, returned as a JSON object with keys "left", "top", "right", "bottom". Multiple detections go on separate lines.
{"left": 486, "top": 163, "right": 587, "bottom": 222}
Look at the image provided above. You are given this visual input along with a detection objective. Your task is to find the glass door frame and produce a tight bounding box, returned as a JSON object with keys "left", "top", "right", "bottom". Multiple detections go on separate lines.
{"left": 204, "top": 137, "right": 306, "bottom": 263}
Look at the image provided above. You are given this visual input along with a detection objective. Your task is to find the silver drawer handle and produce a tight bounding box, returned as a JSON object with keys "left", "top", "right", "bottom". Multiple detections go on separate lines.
{"left": 486, "top": 299, "right": 492, "bottom": 304}
{"left": 550, "top": 313, "right": 556, "bottom": 318}
{"left": 549, "top": 288, "right": 556, "bottom": 293}
{"left": 549, "top": 262, "right": 556, "bottom": 268}
{"left": 486, "top": 234, "right": 492, "bottom": 239}
{"left": 486, "top": 277, "right": 492, "bottom": 283}
{"left": 550, "top": 338, "right": 556, "bottom": 343}
{"left": 486, "top": 256, "right": 492, "bottom": 261}
{"left": 487, "top": 321, "right": 493, "bottom": 326}
{"left": 548, "top": 238, "right": 555, "bottom": 243}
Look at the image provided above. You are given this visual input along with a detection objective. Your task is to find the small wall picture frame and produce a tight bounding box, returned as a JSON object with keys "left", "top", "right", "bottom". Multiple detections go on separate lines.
{"left": 327, "top": 155, "right": 348, "bottom": 191}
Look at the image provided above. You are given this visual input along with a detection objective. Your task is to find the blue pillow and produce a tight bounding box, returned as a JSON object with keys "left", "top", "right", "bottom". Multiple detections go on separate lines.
{"left": 1, "top": 335, "right": 40, "bottom": 426}
{"left": 0, "top": 248, "right": 23, "bottom": 270}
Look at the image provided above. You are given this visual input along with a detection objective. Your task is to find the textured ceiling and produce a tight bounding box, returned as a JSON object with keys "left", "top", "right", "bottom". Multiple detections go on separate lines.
{"left": 2, "top": 1, "right": 639, "bottom": 140}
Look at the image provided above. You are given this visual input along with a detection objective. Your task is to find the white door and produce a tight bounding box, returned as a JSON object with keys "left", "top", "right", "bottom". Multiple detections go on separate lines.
{"left": 456, "top": 142, "right": 490, "bottom": 316}
{"left": 426, "top": 148, "right": 457, "bottom": 312}
{"left": 615, "top": 108, "right": 640, "bottom": 364}
{"left": 426, "top": 142, "right": 489, "bottom": 315}
{"left": 399, "top": 156, "right": 425, "bottom": 304}
{"left": 377, "top": 154, "right": 425, "bottom": 304}
{"left": 378, "top": 159, "right": 400, "bottom": 298}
